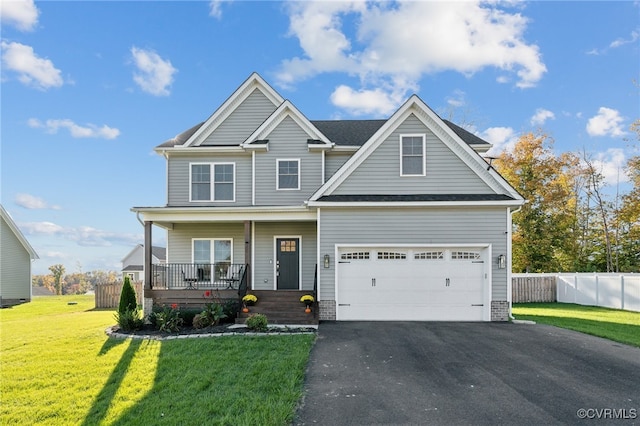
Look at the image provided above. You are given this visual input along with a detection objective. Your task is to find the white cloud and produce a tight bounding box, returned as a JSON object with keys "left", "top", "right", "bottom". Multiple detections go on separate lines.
{"left": 130, "top": 46, "right": 177, "bottom": 96}
{"left": 0, "top": 41, "right": 63, "bottom": 89}
{"left": 589, "top": 148, "right": 629, "bottom": 186}
{"left": 530, "top": 108, "right": 555, "bottom": 126}
{"left": 0, "top": 0, "right": 39, "bottom": 31}
{"left": 330, "top": 84, "right": 406, "bottom": 116}
{"left": 587, "top": 29, "right": 639, "bottom": 55}
{"left": 15, "top": 193, "right": 61, "bottom": 210}
{"left": 20, "top": 221, "right": 142, "bottom": 247}
{"left": 586, "top": 107, "right": 626, "bottom": 137}
{"left": 278, "top": 1, "right": 546, "bottom": 115}
{"left": 209, "top": 0, "right": 226, "bottom": 19}
{"left": 28, "top": 118, "right": 120, "bottom": 139}
{"left": 481, "top": 126, "right": 517, "bottom": 156}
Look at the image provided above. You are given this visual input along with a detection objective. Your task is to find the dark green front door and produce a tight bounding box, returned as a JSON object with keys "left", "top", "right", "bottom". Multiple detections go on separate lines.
{"left": 276, "top": 238, "right": 299, "bottom": 289}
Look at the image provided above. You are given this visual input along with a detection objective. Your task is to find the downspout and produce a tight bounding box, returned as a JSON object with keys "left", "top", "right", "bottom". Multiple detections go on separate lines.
{"left": 508, "top": 205, "right": 523, "bottom": 320}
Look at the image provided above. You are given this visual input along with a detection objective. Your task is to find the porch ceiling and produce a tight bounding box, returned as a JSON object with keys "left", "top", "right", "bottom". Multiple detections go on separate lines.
{"left": 132, "top": 205, "right": 316, "bottom": 229}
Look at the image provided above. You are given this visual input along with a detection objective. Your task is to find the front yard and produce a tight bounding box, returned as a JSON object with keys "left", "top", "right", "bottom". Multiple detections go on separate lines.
{"left": 0, "top": 295, "right": 315, "bottom": 425}
{"left": 512, "top": 302, "right": 640, "bottom": 348}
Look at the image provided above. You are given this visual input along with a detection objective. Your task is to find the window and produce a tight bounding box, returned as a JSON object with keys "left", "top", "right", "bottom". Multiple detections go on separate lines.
{"left": 190, "top": 163, "right": 234, "bottom": 201}
{"left": 193, "top": 239, "right": 233, "bottom": 281}
{"left": 277, "top": 159, "right": 300, "bottom": 190}
{"left": 400, "top": 135, "right": 426, "bottom": 176}
{"left": 341, "top": 252, "right": 370, "bottom": 260}
{"left": 377, "top": 251, "right": 407, "bottom": 260}
{"left": 415, "top": 251, "right": 444, "bottom": 260}
{"left": 451, "top": 251, "right": 481, "bottom": 260}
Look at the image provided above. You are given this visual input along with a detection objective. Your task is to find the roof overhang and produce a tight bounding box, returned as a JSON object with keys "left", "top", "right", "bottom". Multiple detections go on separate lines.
{"left": 131, "top": 205, "right": 316, "bottom": 229}
{"left": 308, "top": 200, "right": 525, "bottom": 208}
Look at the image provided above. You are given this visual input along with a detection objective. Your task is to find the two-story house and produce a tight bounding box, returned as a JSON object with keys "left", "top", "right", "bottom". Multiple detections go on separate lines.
{"left": 132, "top": 73, "right": 524, "bottom": 322}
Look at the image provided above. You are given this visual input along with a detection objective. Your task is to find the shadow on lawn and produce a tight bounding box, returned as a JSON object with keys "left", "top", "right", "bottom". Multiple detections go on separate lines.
{"left": 81, "top": 339, "right": 143, "bottom": 426}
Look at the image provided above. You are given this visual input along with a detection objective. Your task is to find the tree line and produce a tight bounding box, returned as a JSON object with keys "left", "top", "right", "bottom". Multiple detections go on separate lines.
{"left": 32, "top": 264, "right": 120, "bottom": 295}
{"left": 494, "top": 125, "right": 639, "bottom": 273}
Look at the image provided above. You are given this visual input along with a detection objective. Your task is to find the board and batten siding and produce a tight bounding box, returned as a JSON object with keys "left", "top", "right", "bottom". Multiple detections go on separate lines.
{"left": 252, "top": 222, "right": 317, "bottom": 291}
{"left": 0, "top": 217, "right": 32, "bottom": 301}
{"left": 201, "top": 88, "right": 278, "bottom": 146}
{"left": 167, "top": 153, "right": 252, "bottom": 206}
{"left": 254, "top": 116, "right": 324, "bottom": 206}
{"left": 318, "top": 207, "right": 509, "bottom": 301}
{"left": 331, "top": 114, "right": 492, "bottom": 195}
{"left": 167, "top": 223, "right": 246, "bottom": 264}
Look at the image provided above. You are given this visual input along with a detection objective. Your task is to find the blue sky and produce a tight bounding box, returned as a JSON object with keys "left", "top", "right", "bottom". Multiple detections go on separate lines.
{"left": 1, "top": 0, "right": 638, "bottom": 275}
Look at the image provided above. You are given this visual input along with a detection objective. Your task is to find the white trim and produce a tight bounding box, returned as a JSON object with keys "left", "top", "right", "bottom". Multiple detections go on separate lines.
{"left": 242, "top": 100, "right": 332, "bottom": 147}
{"left": 273, "top": 235, "right": 303, "bottom": 290}
{"left": 251, "top": 151, "right": 256, "bottom": 206}
{"left": 308, "top": 199, "right": 524, "bottom": 208}
{"left": 189, "top": 162, "right": 236, "bottom": 202}
{"left": 334, "top": 243, "right": 492, "bottom": 321}
{"left": 276, "top": 159, "right": 301, "bottom": 191}
{"left": 0, "top": 205, "right": 39, "bottom": 259}
{"left": 399, "top": 133, "right": 426, "bottom": 177}
{"left": 191, "top": 238, "right": 234, "bottom": 265}
{"left": 316, "top": 208, "right": 321, "bottom": 301}
{"left": 507, "top": 207, "right": 514, "bottom": 315}
{"left": 309, "top": 95, "right": 523, "bottom": 202}
{"left": 184, "top": 73, "right": 284, "bottom": 147}
{"left": 251, "top": 221, "right": 255, "bottom": 290}
{"left": 321, "top": 150, "right": 325, "bottom": 184}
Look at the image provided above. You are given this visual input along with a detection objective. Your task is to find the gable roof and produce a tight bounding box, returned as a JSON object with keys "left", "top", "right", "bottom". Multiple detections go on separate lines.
{"left": 182, "top": 72, "right": 284, "bottom": 147}
{"left": 0, "top": 205, "right": 39, "bottom": 260}
{"left": 309, "top": 95, "right": 523, "bottom": 203}
{"left": 121, "top": 244, "right": 166, "bottom": 263}
{"left": 242, "top": 100, "right": 332, "bottom": 147}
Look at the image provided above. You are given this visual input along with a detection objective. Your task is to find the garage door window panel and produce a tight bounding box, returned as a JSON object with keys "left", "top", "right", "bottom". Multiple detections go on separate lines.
{"left": 377, "top": 252, "right": 407, "bottom": 260}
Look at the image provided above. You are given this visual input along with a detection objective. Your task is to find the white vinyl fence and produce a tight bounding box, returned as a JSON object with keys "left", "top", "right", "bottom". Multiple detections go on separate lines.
{"left": 512, "top": 273, "right": 640, "bottom": 312}
{"left": 555, "top": 273, "right": 640, "bottom": 312}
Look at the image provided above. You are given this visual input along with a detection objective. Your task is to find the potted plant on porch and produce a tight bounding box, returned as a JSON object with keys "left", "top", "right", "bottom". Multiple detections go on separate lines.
{"left": 300, "top": 294, "right": 314, "bottom": 313}
{"left": 242, "top": 293, "right": 258, "bottom": 313}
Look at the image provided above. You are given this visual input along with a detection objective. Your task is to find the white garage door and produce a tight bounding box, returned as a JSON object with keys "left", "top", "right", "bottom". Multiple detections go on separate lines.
{"left": 337, "top": 247, "right": 488, "bottom": 321}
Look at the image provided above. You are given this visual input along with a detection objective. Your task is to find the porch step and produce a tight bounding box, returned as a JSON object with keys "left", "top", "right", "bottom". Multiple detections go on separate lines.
{"left": 236, "top": 290, "right": 318, "bottom": 325}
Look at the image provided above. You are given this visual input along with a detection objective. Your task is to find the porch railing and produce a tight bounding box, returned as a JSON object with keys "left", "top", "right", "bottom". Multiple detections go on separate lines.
{"left": 150, "top": 263, "right": 246, "bottom": 290}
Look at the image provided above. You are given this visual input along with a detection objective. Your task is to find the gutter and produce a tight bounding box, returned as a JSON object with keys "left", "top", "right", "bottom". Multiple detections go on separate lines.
{"left": 508, "top": 204, "right": 524, "bottom": 320}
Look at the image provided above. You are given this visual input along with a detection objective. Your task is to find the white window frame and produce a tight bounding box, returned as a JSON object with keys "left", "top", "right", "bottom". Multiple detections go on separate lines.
{"left": 399, "top": 134, "right": 426, "bottom": 176}
{"left": 191, "top": 238, "right": 233, "bottom": 283}
{"left": 189, "top": 162, "right": 235, "bottom": 202}
{"left": 276, "top": 159, "right": 300, "bottom": 190}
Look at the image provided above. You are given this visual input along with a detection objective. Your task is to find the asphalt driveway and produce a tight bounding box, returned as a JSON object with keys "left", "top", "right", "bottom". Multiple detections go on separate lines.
{"left": 294, "top": 322, "right": 640, "bottom": 425}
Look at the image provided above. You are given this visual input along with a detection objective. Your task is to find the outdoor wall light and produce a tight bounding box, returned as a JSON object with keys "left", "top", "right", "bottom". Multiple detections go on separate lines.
{"left": 324, "top": 254, "right": 330, "bottom": 268}
{"left": 498, "top": 254, "right": 506, "bottom": 269}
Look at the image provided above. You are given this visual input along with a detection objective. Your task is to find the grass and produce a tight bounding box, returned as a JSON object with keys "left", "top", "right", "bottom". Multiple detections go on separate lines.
{"left": 512, "top": 302, "right": 640, "bottom": 348}
{"left": 0, "top": 295, "right": 315, "bottom": 425}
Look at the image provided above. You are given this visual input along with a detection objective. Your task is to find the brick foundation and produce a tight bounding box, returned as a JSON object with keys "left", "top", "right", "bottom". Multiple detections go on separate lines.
{"left": 491, "top": 300, "right": 510, "bottom": 321}
{"left": 319, "top": 300, "right": 336, "bottom": 320}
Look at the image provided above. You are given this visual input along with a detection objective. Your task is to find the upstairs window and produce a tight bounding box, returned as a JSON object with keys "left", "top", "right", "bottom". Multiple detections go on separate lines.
{"left": 400, "top": 135, "right": 426, "bottom": 176}
{"left": 190, "top": 163, "right": 235, "bottom": 201}
{"left": 277, "top": 159, "right": 300, "bottom": 190}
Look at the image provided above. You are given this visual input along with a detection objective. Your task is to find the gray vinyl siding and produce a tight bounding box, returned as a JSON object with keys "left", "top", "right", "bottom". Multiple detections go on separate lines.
{"left": 201, "top": 89, "right": 278, "bottom": 146}
{"left": 167, "top": 223, "right": 246, "bottom": 263}
{"left": 0, "top": 217, "right": 31, "bottom": 301}
{"left": 252, "top": 222, "right": 317, "bottom": 291}
{"left": 254, "top": 116, "right": 323, "bottom": 206}
{"left": 167, "top": 153, "right": 252, "bottom": 206}
{"left": 318, "top": 207, "right": 509, "bottom": 301}
{"left": 332, "top": 114, "right": 492, "bottom": 195}
{"left": 325, "top": 151, "right": 356, "bottom": 181}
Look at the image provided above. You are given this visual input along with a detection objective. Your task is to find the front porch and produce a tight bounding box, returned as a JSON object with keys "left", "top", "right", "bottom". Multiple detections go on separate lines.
{"left": 143, "top": 262, "right": 318, "bottom": 325}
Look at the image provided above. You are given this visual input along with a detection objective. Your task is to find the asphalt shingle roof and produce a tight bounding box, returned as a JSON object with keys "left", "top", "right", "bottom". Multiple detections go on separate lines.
{"left": 317, "top": 194, "right": 515, "bottom": 202}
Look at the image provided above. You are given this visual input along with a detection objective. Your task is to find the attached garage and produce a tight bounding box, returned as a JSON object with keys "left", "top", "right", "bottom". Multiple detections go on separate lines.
{"left": 336, "top": 246, "right": 491, "bottom": 321}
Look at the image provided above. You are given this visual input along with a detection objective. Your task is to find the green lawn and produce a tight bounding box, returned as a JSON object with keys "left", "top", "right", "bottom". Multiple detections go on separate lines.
{"left": 512, "top": 303, "right": 640, "bottom": 348}
{"left": 0, "top": 295, "right": 315, "bottom": 425}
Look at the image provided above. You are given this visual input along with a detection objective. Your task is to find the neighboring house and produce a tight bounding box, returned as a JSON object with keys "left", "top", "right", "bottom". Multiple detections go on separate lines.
{"left": 121, "top": 244, "right": 166, "bottom": 282}
{"left": 133, "top": 73, "right": 524, "bottom": 322}
{"left": 1, "top": 205, "right": 39, "bottom": 307}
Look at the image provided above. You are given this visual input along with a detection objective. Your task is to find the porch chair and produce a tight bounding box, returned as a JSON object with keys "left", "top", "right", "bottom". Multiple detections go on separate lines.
{"left": 182, "top": 265, "right": 199, "bottom": 289}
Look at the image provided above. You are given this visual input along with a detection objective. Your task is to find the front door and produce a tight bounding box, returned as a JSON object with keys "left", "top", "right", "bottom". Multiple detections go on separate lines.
{"left": 276, "top": 238, "right": 300, "bottom": 289}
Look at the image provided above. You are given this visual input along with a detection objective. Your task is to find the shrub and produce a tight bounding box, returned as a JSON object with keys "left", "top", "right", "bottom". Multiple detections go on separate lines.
{"left": 114, "top": 308, "right": 143, "bottom": 331}
{"left": 245, "top": 313, "right": 268, "bottom": 332}
{"left": 222, "top": 299, "right": 240, "bottom": 322}
{"left": 118, "top": 277, "right": 138, "bottom": 313}
{"left": 192, "top": 313, "right": 210, "bottom": 329}
{"left": 192, "top": 303, "right": 227, "bottom": 329}
{"left": 150, "top": 304, "right": 183, "bottom": 333}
